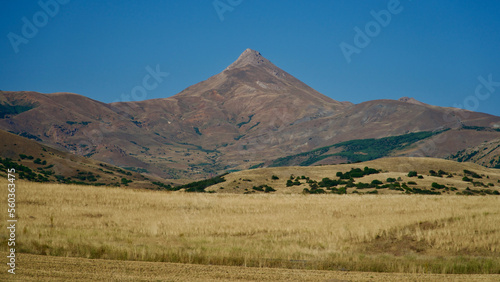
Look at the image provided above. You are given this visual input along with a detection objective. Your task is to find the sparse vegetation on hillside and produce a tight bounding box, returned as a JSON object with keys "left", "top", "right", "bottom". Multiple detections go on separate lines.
{"left": 0, "top": 157, "right": 49, "bottom": 182}
{"left": 173, "top": 173, "right": 228, "bottom": 192}
{"left": 204, "top": 158, "right": 500, "bottom": 196}
{"left": 0, "top": 133, "right": 160, "bottom": 188}
{"left": 252, "top": 184, "right": 276, "bottom": 193}
{"left": 0, "top": 101, "right": 38, "bottom": 118}
{"left": 270, "top": 130, "right": 448, "bottom": 167}
{"left": 464, "top": 169, "right": 482, "bottom": 179}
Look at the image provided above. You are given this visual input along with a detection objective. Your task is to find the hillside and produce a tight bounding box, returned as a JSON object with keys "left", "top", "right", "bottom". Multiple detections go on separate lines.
{"left": 267, "top": 128, "right": 500, "bottom": 168}
{"left": 0, "top": 129, "right": 173, "bottom": 189}
{"left": 203, "top": 157, "right": 500, "bottom": 195}
{"left": 267, "top": 130, "right": 443, "bottom": 167}
{"left": 1, "top": 49, "right": 500, "bottom": 180}
{"left": 447, "top": 127, "right": 500, "bottom": 168}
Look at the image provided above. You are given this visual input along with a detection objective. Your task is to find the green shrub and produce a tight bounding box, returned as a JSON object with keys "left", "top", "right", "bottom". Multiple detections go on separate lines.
{"left": 152, "top": 182, "right": 173, "bottom": 191}
{"left": 438, "top": 170, "right": 447, "bottom": 176}
{"left": 356, "top": 182, "right": 372, "bottom": 189}
{"left": 252, "top": 186, "right": 264, "bottom": 192}
{"left": 174, "top": 173, "right": 227, "bottom": 192}
{"left": 462, "top": 176, "right": 472, "bottom": 182}
{"left": 318, "top": 177, "right": 339, "bottom": 188}
{"left": 408, "top": 171, "right": 417, "bottom": 177}
{"left": 252, "top": 185, "right": 276, "bottom": 192}
{"left": 303, "top": 188, "right": 326, "bottom": 194}
{"left": 264, "top": 186, "right": 276, "bottom": 193}
{"left": 431, "top": 182, "right": 446, "bottom": 189}
{"left": 410, "top": 188, "right": 441, "bottom": 195}
{"left": 473, "top": 181, "right": 487, "bottom": 187}
{"left": 271, "top": 175, "right": 279, "bottom": 180}
{"left": 121, "top": 178, "right": 133, "bottom": 185}
{"left": 386, "top": 178, "right": 396, "bottom": 183}
{"left": 19, "top": 154, "right": 31, "bottom": 160}
{"left": 464, "top": 169, "right": 482, "bottom": 178}
{"left": 330, "top": 187, "right": 346, "bottom": 194}
{"left": 336, "top": 167, "right": 380, "bottom": 179}
{"left": 345, "top": 180, "right": 356, "bottom": 188}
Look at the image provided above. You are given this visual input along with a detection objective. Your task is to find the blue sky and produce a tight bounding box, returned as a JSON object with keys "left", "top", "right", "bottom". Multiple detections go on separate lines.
{"left": 1, "top": 0, "right": 500, "bottom": 116}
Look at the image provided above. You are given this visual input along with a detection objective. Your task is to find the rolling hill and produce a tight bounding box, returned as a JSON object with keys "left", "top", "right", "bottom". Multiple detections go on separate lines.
{"left": 0, "top": 129, "right": 173, "bottom": 189}
{"left": 203, "top": 157, "right": 500, "bottom": 195}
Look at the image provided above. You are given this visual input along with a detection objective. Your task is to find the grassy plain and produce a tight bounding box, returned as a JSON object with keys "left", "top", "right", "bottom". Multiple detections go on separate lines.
{"left": 1, "top": 177, "right": 500, "bottom": 279}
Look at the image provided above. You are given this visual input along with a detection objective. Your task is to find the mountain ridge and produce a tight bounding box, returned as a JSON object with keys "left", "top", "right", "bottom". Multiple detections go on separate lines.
{"left": 1, "top": 49, "right": 500, "bottom": 180}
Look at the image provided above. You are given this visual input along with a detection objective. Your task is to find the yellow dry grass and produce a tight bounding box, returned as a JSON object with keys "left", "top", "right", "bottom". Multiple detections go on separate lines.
{"left": 1, "top": 177, "right": 500, "bottom": 278}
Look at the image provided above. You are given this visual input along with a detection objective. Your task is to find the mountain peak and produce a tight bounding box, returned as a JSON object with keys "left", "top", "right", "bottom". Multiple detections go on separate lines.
{"left": 399, "top": 97, "right": 426, "bottom": 106}
{"left": 226, "top": 48, "right": 270, "bottom": 70}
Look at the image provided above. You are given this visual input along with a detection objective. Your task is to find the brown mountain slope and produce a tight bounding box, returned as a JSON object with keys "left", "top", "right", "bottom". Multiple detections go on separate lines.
{"left": 447, "top": 136, "right": 500, "bottom": 168}
{"left": 1, "top": 49, "right": 500, "bottom": 180}
{"left": 110, "top": 49, "right": 351, "bottom": 147}
{"left": 0, "top": 129, "right": 170, "bottom": 188}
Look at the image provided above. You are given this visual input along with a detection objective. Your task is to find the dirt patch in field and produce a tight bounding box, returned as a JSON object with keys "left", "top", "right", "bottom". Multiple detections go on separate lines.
{"left": 364, "top": 217, "right": 459, "bottom": 256}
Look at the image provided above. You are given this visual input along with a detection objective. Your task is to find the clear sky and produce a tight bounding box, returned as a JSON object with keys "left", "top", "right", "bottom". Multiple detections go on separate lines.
{"left": 1, "top": 0, "right": 500, "bottom": 116}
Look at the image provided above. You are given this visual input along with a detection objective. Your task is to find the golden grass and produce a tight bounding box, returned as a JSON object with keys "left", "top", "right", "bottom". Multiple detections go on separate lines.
{"left": 1, "top": 180, "right": 500, "bottom": 275}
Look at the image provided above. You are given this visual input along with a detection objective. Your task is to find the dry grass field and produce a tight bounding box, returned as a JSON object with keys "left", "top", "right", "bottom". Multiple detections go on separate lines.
{"left": 1, "top": 168, "right": 500, "bottom": 280}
